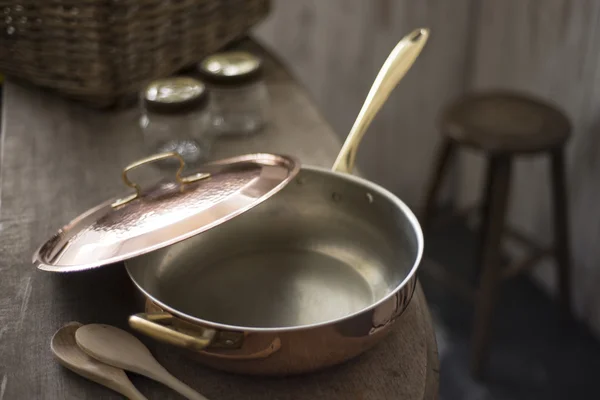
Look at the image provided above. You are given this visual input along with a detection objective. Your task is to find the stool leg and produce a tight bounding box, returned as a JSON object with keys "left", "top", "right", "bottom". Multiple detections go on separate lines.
{"left": 422, "top": 138, "right": 456, "bottom": 228}
{"left": 550, "top": 148, "right": 572, "bottom": 320}
{"left": 471, "top": 156, "right": 512, "bottom": 379}
{"left": 474, "top": 155, "right": 498, "bottom": 283}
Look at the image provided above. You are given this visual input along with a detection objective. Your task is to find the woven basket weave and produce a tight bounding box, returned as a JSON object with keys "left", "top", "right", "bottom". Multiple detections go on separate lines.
{"left": 0, "top": 0, "right": 270, "bottom": 107}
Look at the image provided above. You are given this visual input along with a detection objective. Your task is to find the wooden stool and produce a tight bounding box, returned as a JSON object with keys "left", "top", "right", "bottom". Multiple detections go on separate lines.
{"left": 422, "top": 91, "right": 572, "bottom": 378}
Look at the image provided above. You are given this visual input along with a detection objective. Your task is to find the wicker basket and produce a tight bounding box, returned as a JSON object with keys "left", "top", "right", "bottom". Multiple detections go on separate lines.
{"left": 0, "top": 0, "right": 270, "bottom": 107}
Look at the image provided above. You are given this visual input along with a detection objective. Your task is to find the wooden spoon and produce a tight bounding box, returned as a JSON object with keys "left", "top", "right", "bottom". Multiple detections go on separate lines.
{"left": 75, "top": 323, "right": 208, "bottom": 400}
{"left": 51, "top": 322, "right": 147, "bottom": 400}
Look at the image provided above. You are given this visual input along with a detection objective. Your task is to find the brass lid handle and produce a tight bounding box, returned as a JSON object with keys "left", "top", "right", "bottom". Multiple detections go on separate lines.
{"left": 111, "top": 152, "right": 210, "bottom": 208}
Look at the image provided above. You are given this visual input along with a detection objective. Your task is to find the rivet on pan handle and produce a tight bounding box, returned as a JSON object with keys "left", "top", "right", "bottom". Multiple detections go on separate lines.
{"left": 111, "top": 152, "right": 210, "bottom": 208}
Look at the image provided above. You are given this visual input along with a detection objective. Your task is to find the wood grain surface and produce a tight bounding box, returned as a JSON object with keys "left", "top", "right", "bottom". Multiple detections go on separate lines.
{"left": 0, "top": 40, "right": 438, "bottom": 399}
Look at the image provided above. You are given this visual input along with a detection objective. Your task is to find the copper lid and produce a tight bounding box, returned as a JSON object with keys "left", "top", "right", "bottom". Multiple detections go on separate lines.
{"left": 34, "top": 152, "right": 299, "bottom": 272}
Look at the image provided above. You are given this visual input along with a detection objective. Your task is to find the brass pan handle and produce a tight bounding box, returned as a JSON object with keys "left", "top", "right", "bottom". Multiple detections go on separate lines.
{"left": 332, "top": 28, "right": 430, "bottom": 174}
{"left": 129, "top": 312, "right": 216, "bottom": 352}
{"left": 112, "top": 152, "right": 210, "bottom": 208}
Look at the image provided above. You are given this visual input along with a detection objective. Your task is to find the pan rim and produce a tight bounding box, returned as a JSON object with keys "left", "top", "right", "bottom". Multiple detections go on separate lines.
{"left": 125, "top": 165, "right": 424, "bottom": 333}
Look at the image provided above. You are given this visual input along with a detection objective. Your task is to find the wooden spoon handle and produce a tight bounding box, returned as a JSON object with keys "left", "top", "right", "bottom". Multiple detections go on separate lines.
{"left": 118, "top": 383, "right": 149, "bottom": 400}
{"left": 150, "top": 368, "right": 209, "bottom": 400}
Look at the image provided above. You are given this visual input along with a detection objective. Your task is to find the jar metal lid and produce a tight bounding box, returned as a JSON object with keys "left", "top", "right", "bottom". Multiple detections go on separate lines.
{"left": 143, "top": 77, "right": 209, "bottom": 114}
{"left": 198, "top": 51, "right": 264, "bottom": 85}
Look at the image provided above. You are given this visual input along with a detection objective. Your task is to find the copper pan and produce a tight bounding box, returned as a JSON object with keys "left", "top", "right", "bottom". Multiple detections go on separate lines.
{"left": 35, "top": 28, "right": 429, "bottom": 375}
{"left": 125, "top": 28, "right": 429, "bottom": 375}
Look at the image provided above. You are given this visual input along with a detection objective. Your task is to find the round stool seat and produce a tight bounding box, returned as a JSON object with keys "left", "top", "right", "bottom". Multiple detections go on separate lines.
{"left": 441, "top": 91, "right": 571, "bottom": 153}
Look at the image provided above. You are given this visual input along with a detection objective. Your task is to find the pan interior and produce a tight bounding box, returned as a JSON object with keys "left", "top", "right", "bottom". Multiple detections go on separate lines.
{"left": 159, "top": 249, "right": 376, "bottom": 328}
{"left": 126, "top": 168, "right": 421, "bottom": 329}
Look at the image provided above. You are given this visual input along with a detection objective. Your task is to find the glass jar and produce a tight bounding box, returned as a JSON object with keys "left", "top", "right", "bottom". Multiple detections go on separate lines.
{"left": 140, "top": 77, "right": 213, "bottom": 166}
{"left": 198, "top": 51, "right": 270, "bottom": 136}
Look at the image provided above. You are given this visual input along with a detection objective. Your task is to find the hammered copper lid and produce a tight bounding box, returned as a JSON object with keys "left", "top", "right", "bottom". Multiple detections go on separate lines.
{"left": 34, "top": 152, "right": 299, "bottom": 272}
